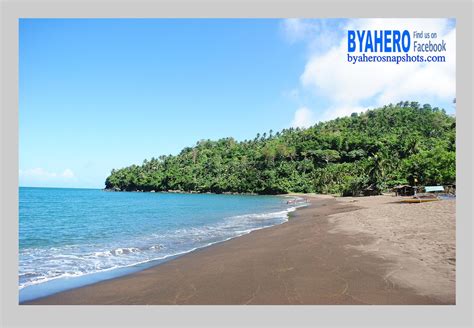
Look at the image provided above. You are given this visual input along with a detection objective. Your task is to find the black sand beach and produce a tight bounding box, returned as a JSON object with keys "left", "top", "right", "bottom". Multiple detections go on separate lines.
{"left": 24, "top": 195, "right": 455, "bottom": 305}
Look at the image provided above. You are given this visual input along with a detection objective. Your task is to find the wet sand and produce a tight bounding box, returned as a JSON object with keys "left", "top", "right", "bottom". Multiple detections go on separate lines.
{"left": 24, "top": 195, "right": 455, "bottom": 305}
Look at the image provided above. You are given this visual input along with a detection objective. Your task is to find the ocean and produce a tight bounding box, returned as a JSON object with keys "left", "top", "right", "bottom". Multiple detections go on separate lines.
{"left": 19, "top": 187, "right": 301, "bottom": 302}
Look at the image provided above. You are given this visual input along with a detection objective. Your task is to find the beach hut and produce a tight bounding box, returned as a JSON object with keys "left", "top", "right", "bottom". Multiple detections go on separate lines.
{"left": 393, "top": 185, "right": 416, "bottom": 196}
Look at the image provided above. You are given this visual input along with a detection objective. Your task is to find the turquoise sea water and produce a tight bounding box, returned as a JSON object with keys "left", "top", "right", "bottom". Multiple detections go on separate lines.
{"left": 19, "top": 187, "right": 300, "bottom": 302}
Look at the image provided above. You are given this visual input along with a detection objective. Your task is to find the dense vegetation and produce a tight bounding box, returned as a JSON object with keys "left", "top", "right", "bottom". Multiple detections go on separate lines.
{"left": 105, "top": 102, "right": 455, "bottom": 196}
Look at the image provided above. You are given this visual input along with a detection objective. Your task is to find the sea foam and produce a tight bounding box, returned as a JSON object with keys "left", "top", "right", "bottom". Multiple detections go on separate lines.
{"left": 19, "top": 189, "right": 302, "bottom": 298}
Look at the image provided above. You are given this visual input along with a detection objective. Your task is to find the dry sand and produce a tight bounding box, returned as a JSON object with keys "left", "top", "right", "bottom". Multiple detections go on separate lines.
{"left": 24, "top": 195, "right": 455, "bottom": 305}
{"left": 328, "top": 195, "right": 456, "bottom": 304}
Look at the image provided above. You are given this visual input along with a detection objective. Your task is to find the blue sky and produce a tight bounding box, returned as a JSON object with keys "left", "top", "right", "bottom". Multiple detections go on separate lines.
{"left": 19, "top": 19, "right": 456, "bottom": 188}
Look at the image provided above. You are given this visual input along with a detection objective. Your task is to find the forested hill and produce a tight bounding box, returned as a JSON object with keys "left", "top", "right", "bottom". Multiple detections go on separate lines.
{"left": 105, "top": 102, "right": 456, "bottom": 195}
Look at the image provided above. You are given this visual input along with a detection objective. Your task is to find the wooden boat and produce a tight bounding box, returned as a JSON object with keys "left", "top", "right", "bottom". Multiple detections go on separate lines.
{"left": 401, "top": 198, "right": 439, "bottom": 203}
{"left": 400, "top": 194, "right": 440, "bottom": 203}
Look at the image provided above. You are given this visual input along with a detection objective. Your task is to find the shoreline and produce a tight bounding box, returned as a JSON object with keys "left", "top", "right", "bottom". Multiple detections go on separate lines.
{"left": 19, "top": 195, "right": 303, "bottom": 302}
{"left": 24, "top": 195, "right": 455, "bottom": 305}
{"left": 104, "top": 187, "right": 285, "bottom": 195}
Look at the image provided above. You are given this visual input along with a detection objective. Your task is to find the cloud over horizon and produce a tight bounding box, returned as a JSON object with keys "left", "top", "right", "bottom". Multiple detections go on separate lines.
{"left": 19, "top": 168, "right": 76, "bottom": 186}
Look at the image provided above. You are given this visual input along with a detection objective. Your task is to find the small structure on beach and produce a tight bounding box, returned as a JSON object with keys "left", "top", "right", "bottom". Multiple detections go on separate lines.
{"left": 400, "top": 185, "right": 447, "bottom": 203}
{"left": 444, "top": 183, "right": 456, "bottom": 195}
{"left": 424, "top": 186, "right": 445, "bottom": 193}
{"left": 393, "top": 185, "right": 416, "bottom": 196}
{"left": 362, "top": 184, "right": 379, "bottom": 196}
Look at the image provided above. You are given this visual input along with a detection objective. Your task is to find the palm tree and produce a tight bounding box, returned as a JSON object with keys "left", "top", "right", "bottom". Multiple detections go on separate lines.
{"left": 367, "top": 149, "right": 390, "bottom": 192}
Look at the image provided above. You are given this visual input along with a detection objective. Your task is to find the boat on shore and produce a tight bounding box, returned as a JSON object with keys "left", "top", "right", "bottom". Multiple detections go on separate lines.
{"left": 400, "top": 194, "right": 440, "bottom": 203}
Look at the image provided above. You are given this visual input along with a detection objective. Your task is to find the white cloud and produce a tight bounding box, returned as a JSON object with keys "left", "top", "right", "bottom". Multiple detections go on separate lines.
{"left": 291, "top": 107, "right": 316, "bottom": 128}
{"left": 292, "top": 18, "right": 456, "bottom": 122}
{"left": 282, "top": 19, "right": 316, "bottom": 43}
{"left": 320, "top": 105, "right": 367, "bottom": 122}
{"left": 19, "top": 168, "right": 76, "bottom": 183}
{"left": 62, "top": 168, "right": 75, "bottom": 178}
{"left": 281, "top": 19, "right": 346, "bottom": 52}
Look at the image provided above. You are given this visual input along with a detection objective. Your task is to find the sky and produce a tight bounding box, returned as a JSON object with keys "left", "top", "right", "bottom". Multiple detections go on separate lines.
{"left": 19, "top": 18, "right": 456, "bottom": 188}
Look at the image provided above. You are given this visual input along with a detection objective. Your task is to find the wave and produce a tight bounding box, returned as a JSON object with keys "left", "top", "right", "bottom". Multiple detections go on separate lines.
{"left": 19, "top": 204, "right": 303, "bottom": 291}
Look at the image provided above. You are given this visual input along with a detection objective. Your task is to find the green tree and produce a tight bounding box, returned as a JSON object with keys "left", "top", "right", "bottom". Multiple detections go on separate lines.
{"left": 104, "top": 102, "right": 455, "bottom": 196}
